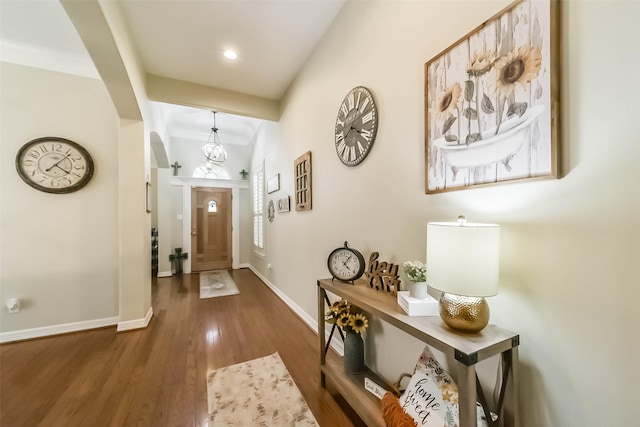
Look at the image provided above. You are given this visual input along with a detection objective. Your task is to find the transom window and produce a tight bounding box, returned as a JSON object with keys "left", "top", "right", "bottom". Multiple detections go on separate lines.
{"left": 193, "top": 163, "right": 230, "bottom": 179}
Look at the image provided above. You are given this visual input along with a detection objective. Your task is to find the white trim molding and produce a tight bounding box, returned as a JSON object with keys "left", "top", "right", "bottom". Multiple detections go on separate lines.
{"left": 247, "top": 265, "right": 317, "bottom": 330}
{"left": 246, "top": 265, "right": 344, "bottom": 355}
{"left": 170, "top": 176, "right": 249, "bottom": 189}
{"left": 0, "top": 316, "right": 119, "bottom": 343}
{"left": 0, "top": 39, "right": 100, "bottom": 80}
{"left": 117, "top": 307, "right": 153, "bottom": 332}
{"left": 157, "top": 271, "right": 172, "bottom": 278}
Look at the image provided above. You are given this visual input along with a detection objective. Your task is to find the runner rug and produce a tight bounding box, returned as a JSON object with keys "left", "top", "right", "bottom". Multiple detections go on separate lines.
{"left": 207, "top": 352, "right": 319, "bottom": 426}
{"left": 199, "top": 270, "right": 240, "bottom": 299}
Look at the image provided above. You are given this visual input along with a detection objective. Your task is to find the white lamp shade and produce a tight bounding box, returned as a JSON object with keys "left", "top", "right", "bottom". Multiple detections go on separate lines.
{"left": 426, "top": 221, "right": 500, "bottom": 297}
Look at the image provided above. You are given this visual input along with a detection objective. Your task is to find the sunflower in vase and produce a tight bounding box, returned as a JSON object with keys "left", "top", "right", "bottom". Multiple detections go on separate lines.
{"left": 325, "top": 299, "right": 368, "bottom": 335}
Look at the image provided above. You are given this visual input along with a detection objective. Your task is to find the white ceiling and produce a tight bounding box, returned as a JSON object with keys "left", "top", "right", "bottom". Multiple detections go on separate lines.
{"left": 119, "top": 0, "right": 345, "bottom": 101}
{"left": 0, "top": 0, "right": 345, "bottom": 145}
{"left": 157, "top": 102, "right": 264, "bottom": 147}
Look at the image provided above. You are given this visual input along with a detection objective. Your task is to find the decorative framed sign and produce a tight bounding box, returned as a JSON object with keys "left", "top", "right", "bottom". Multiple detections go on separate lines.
{"left": 267, "top": 173, "right": 280, "bottom": 194}
{"left": 294, "top": 151, "right": 312, "bottom": 211}
{"left": 267, "top": 200, "right": 275, "bottom": 222}
{"left": 277, "top": 196, "right": 290, "bottom": 213}
{"left": 425, "top": 0, "right": 560, "bottom": 193}
{"left": 146, "top": 182, "right": 152, "bottom": 213}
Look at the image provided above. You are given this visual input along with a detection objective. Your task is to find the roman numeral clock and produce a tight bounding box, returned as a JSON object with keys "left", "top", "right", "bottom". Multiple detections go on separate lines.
{"left": 334, "top": 86, "right": 378, "bottom": 166}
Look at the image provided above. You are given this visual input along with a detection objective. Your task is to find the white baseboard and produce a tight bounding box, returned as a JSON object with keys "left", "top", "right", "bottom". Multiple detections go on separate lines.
{"left": 247, "top": 265, "right": 317, "bottom": 330}
{"left": 117, "top": 307, "right": 153, "bottom": 332}
{"left": 0, "top": 316, "right": 119, "bottom": 343}
{"left": 246, "top": 265, "right": 343, "bottom": 355}
{"left": 157, "top": 271, "right": 172, "bottom": 278}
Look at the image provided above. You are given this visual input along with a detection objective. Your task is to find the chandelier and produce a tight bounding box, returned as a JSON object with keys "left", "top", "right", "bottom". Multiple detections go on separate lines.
{"left": 202, "top": 111, "right": 228, "bottom": 166}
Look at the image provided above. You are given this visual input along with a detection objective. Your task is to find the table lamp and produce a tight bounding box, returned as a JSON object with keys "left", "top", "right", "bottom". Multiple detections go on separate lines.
{"left": 426, "top": 216, "right": 500, "bottom": 333}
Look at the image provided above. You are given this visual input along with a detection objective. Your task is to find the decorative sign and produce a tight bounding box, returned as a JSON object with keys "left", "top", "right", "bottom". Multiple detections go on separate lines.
{"left": 364, "top": 378, "right": 386, "bottom": 400}
{"left": 294, "top": 151, "right": 312, "bottom": 211}
{"left": 267, "top": 173, "right": 280, "bottom": 194}
{"left": 267, "top": 200, "right": 275, "bottom": 222}
{"left": 146, "top": 182, "right": 152, "bottom": 213}
{"left": 365, "top": 252, "right": 400, "bottom": 295}
{"left": 399, "top": 373, "right": 446, "bottom": 426}
{"left": 277, "top": 196, "right": 290, "bottom": 212}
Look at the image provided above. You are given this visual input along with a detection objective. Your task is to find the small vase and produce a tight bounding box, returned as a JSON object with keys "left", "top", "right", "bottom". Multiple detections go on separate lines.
{"left": 343, "top": 329, "right": 365, "bottom": 374}
{"left": 408, "top": 281, "right": 428, "bottom": 299}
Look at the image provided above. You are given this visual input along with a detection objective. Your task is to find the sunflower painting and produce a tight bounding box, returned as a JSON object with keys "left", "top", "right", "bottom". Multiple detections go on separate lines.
{"left": 425, "top": 0, "right": 559, "bottom": 193}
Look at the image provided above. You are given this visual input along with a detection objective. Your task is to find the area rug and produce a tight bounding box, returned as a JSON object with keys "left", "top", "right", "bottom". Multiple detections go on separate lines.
{"left": 199, "top": 270, "right": 240, "bottom": 299}
{"left": 207, "top": 352, "right": 319, "bottom": 426}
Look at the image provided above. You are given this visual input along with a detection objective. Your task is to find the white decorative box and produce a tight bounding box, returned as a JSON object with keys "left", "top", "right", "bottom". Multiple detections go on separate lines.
{"left": 397, "top": 291, "right": 439, "bottom": 316}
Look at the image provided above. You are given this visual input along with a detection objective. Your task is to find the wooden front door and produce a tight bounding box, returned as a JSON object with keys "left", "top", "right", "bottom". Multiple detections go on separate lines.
{"left": 191, "top": 187, "right": 232, "bottom": 271}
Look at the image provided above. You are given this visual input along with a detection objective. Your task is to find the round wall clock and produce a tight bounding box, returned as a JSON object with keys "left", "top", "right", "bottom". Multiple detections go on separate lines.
{"left": 334, "top": 86, "right": 379, "bottom": 166}
{"left": 327, "top": 241, "right": 366, "bottom": 283}
{"left": 15, "top": 136, "right": 94, "bottom": 194}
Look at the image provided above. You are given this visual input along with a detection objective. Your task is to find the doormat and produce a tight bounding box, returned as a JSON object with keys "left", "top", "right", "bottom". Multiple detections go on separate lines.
{"left": 207, "top": 352, "right": 319, "bottom": 426}
{"left": 199, "top": 270, "right": 240, "bottom": 299}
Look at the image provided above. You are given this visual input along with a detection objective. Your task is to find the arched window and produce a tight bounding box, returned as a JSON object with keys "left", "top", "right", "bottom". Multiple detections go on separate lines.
{"left": 193, "top": 163, "right": 230, "bottom": 179}
{"left": 208, "top": 200, "right": 217, "bottom": 213}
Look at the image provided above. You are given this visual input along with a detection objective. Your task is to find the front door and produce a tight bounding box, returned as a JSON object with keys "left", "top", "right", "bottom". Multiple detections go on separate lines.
{"left": 191, "top": 187, "right": 232, "bottom": 271}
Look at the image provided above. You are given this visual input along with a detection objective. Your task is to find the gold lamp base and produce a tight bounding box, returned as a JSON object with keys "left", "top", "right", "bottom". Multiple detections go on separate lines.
{"left": 439, "top": 293, "right": 490, "bottom": 333}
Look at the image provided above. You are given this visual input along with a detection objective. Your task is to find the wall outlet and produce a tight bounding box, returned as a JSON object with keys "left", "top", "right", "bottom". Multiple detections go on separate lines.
{"left": 6, "top": 298, "right": 20, "bottom": 314}
{"left": 267, "top": 263, "right": 273, "bottom": 270}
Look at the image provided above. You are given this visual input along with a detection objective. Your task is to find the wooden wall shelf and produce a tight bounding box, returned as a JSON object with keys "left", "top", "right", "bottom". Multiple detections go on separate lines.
{"left": 317, "top": 278, "right": 520, "bottom": 427}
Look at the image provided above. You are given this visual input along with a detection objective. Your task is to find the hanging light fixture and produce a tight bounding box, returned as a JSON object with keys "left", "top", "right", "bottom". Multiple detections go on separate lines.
{"left": 202, "top": 111, "right": 228, "bottom": 167}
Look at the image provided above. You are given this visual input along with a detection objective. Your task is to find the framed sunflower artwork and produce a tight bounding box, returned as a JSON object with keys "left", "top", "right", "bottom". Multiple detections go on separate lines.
{"left": 425, "top": 0, "right": 560, "bottom": 193}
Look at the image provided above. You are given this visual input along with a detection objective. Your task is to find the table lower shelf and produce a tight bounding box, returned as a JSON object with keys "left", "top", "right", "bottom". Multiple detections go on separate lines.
{"left": 321, "top": 351, "right": 392, "bottom": 427}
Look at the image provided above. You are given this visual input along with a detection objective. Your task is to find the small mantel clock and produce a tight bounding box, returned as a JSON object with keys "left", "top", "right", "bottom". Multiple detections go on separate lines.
{"left": 327, "top": 241, "right": 366, "bottom": 283}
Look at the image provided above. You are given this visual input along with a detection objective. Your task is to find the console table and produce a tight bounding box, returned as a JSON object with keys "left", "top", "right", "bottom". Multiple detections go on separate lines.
{"left": 317, "top": 278, "right": 520, "bottom": 427}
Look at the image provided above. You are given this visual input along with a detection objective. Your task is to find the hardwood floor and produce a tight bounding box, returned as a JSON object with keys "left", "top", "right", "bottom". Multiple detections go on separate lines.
{"left": 0, "top": 268, "right": 364, "bottom": 427}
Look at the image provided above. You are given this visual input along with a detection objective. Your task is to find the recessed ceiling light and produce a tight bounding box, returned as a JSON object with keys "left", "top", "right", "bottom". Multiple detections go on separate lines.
{"left": 224, "top": 50, "right": 238, "bottom": 60}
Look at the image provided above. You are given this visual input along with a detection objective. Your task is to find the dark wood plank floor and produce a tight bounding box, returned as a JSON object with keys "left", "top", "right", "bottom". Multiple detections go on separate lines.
{"left": 0, "top": 268, "right": 364, "bottom": 427}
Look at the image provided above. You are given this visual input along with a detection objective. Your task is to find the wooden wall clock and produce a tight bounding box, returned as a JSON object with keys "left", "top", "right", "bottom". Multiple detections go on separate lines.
{"left": 334, "top": 86, "right": 379, "bottom": 166}
{"left": 15, "top": 137, "right": 94, "bottom": 194}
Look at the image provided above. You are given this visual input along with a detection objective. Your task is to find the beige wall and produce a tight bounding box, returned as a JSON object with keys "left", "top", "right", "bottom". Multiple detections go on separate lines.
{"left": 0, "top": 62, "right": 120, "bottom": 331}
{"left": 250, "top": 1, "right": 640, "bottom": 426}
{"left": 60, "top": 0, "right": 153, "bottom": 328}
{"left": 1, "top": 0, "right": 156, "bottom": 334}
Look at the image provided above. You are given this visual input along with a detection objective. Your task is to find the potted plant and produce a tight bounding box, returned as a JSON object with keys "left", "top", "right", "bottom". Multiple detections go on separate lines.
{"left": 402, "top": 260, "right": 428, "bottom": 299}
